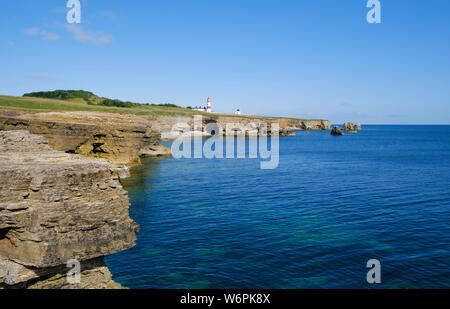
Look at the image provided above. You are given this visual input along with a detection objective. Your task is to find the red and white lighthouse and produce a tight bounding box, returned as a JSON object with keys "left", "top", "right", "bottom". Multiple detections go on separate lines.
{"left": 207, "top": 97, "right": 212, "bottom": 113}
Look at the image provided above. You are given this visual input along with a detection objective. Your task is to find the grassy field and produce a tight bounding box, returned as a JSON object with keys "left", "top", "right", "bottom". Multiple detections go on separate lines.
{"left": 0, "top": 94, "right": 324, "bottom": 121}
{"left": 0, "top": 95, "right": 207, "bottom": 116}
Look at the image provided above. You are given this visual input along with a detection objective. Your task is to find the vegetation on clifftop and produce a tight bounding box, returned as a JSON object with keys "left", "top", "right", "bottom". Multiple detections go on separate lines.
{"left": 24, "top": 90, "right": 98, "bottom": 103}
{"left": 0, "top": 90, "right": 326, "bottom": 121}
{"left": 0, "top": 94, "right": 195, "bottom": 116}
{"left": 23, "top": 90, "right": 181, "bottom": 109}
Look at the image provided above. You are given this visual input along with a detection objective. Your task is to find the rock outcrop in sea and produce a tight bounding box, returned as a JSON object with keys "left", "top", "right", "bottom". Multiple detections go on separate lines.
{"left": 150, "top": 115, "right": 331, "bottom": 140}
{"left": 331, "top": 126, "right": 345, "bottom": 136}
{"left": 0, "top": 130, "right": 139, "bottom": 288}
{"left": 343, "top": 122, "right": 362, "bottom": 133}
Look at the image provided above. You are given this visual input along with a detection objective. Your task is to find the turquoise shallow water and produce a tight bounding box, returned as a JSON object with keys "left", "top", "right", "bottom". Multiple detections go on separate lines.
{"left": 106, "top": 125, "right": 450, "bottom": 288}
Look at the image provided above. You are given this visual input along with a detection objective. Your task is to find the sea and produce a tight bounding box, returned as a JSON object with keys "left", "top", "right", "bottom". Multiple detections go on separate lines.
{"left": 105, "top": 125, "right": 450, "bottom": 289}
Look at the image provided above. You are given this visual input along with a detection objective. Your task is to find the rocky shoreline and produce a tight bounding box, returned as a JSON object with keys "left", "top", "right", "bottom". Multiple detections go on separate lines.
{"left": 152, "top": 114, "right": 331, "bottom": 140}
{"left": 0, "top": 110, "right": 172, "bottom": 166}
{"left": 0, "top": 130, "right": 138, "bottom": 289}
{"left": 0, "top": 109, "right": 332, "bottom": 289}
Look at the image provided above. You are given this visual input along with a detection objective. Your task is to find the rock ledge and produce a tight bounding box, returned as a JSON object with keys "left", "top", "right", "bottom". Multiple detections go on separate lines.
{"left": 0, "top": 130, "right": 138, "bottom": 288}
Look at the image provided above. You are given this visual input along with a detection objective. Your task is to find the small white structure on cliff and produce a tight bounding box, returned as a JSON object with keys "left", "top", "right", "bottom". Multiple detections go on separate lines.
{"left": 235, "top": 109, "right": 241, "bottom": 115}
{"left": 193, "top": 106, "right": 206, "bottom": 112}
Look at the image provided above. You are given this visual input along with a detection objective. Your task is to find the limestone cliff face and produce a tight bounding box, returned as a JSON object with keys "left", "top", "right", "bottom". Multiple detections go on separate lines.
{"left": 0, "top": 109, "right": 331, "bottom": 289}
{"left": 0, "top": 110, "right": 171, "bottom": 166}
{"left": 343, "top": 122, "right": 362, "bottom": 132}
{"left": 0, "top": 130, "right": 138, "bottom": 288}
{"left": 0, "top": 110, "right": 330, "bottom": 151}
{"left": 148, "top": 115, "right": 331, "bottom": 140}
{"left": 1, "top": 257, "right": 122, "bottom": 289}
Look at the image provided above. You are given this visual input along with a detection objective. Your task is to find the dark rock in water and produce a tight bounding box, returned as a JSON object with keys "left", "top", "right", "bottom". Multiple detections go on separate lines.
{"left": 331, "top": 126, "right": 344, "bottom": 136}
{"left": 280, "top": 128, "right": 296, "bottom": 137}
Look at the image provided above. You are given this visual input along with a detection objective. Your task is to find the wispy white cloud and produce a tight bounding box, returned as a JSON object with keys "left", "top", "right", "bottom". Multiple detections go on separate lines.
{"left": 99, "top": 10, "right": 118, "bottom": 21}
{"left": 24, "top": 27, "right": 60, "bottom": 41}
{"left": 64, "top": 24, "right": 113, "bottom": 46}
{"left": 40, "top": 31, "right": 60, "bottom": 41}
{"left": 24, "top": 27, "right": 39, "bottom": 35}
{"left": 25, "top": 74, "right": 61, "bottom": 81}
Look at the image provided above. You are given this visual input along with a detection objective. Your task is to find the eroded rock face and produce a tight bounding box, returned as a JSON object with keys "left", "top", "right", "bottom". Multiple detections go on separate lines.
{"left": 1, "top": 257, "right": 122, "bottom": 289}
{"left": 343, "top": 122, "right": 362, "bottom": 132}
{"left": 0, "top": 110, "right": 169, "bottom": 166}
{"left": 150, "top": 115, "right": 331, "bottom": 140}
{"left": 0, "top": 130, "right": 138, "bottom": 287}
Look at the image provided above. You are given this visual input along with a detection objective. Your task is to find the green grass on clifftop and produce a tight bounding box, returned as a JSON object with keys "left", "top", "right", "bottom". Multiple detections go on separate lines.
{"left": 0, "top": 90, "right": 325, "bottom": 121}
{"left": 0, "top": 94, "right": 208, "bottom": 116}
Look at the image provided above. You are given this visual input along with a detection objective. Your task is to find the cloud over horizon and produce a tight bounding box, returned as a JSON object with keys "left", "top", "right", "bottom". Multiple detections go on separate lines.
{"left": 64, "top": 24, "right": 113, "bottom": 46}
{"left": 24, "top": 27, "right": 60, "bottom": 41}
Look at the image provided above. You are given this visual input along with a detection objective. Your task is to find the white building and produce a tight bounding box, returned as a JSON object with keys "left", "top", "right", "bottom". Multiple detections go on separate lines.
{"left": 193, "top": 106, "right": 206, "bottom": 112}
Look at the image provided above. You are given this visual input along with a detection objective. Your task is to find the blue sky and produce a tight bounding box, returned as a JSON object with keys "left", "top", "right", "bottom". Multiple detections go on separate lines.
{"left": 1, "top": 0, "right": 449, "bottom": 124}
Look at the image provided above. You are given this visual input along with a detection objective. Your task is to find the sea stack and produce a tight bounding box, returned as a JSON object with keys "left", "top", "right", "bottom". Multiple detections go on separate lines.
{"left": 331, "top": 126, "right": 345, "bottom": 136}
{"left": 343, "top": 122, "right": 362, "bottom": 133}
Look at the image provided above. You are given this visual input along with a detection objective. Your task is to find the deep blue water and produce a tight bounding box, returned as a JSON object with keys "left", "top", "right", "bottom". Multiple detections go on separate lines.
{"left": 106, "top": 126, "right": 450, "bottom": 289}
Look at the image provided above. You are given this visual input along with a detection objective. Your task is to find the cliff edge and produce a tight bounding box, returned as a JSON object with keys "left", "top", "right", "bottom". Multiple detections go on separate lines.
{"left": 0, "top": 110, "right": 171, "bottom": 166}
{"left": 0, "top": 130, "right": 139, "bottom": 288}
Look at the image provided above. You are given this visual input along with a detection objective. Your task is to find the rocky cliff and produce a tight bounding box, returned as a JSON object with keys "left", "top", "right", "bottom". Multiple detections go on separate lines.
{"left": 0, "top": 108, "right": 331, "bottom": 289}
{"left": 148, "top": 115, "right": 331, "bottom": 140}
{"left": 0, "top": 130, "right": 139, "bottom": 289}
{"left": 343, "top": 122, "right": 362, "bottom": 132}
{"left": 0, "top": 110, "right": 171, "bottom": 166}
{"left": 0, "top": 110, "right": 330, "bottom": 162}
